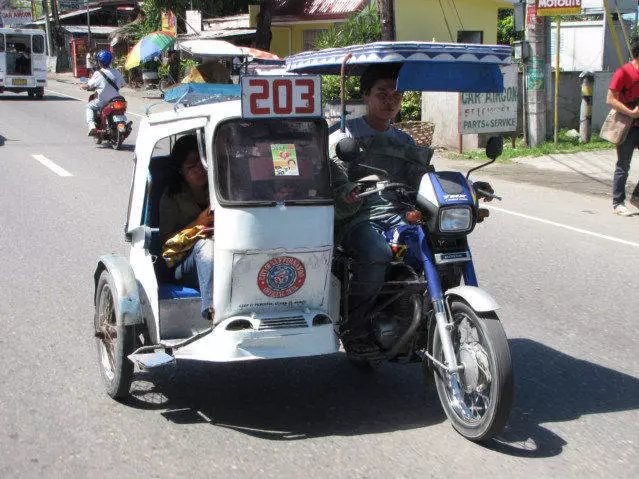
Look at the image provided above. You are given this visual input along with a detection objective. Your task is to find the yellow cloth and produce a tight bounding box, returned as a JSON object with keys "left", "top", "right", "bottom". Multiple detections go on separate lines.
{"left": 161, "top": 224, "right": 208, "bottom": 269}
{"left": 181, "top": 62, "right": 231, "bottom": 84}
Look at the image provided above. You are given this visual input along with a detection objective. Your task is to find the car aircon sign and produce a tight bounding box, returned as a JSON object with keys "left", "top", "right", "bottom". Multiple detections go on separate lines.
{"left": 241, "top": 75, "right": 322, "bottom": 118}
{"left": 536, "top": 0, "right": 582, "bottom": 16}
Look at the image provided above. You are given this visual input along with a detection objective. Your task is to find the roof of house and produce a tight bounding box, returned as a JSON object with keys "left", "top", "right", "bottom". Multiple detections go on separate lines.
{"left": 273, "top": 0, "right": 368, "bottom": 20}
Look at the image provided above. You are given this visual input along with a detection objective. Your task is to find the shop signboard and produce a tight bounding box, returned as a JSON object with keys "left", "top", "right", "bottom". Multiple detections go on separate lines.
{"left": 459, "top": 64, "right": 518, "bottom": 134}
{"left": 536, "top": 0, "right": 582, "bottom": 16}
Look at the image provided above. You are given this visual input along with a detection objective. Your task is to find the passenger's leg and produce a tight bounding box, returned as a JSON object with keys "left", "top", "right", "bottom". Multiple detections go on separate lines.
{"left": 341, "top": 221, "right": 392, "bottom": 338}
{"left": 175, "top": 238, "right": 214, "bottom": 319}
{"left": 86, "top": 99, "right": 101, "bottom": 134}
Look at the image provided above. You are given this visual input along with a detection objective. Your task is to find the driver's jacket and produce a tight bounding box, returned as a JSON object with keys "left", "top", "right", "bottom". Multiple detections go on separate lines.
{"left": 331, "top": 134, "right": 434, "bottom": 232}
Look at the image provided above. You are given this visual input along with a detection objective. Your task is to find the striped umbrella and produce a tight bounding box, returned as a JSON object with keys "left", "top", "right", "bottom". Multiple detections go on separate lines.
{"left": 125, "top": 31, "right": 176, "bottom": 70}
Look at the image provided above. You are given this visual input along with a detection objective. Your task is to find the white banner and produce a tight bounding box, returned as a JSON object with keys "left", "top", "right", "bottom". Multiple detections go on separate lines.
{"left": 0, "top": 8, "right": 32, "bottom": 27}
{"left": 459, "top": 64, "right": 518, "bottom": 135}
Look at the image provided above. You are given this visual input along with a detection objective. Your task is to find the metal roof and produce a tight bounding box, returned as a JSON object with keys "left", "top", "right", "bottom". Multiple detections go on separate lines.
{"left": 273, "top": 0, "right": 367, "bottom": 16}
{"left": 62, "top": 25, "right": 119, "bottom": 35}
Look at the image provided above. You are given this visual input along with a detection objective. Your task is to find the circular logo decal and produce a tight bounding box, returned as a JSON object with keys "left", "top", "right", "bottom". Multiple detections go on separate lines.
{"left": 257, "top": 256, "right": 306, "bottom": 298}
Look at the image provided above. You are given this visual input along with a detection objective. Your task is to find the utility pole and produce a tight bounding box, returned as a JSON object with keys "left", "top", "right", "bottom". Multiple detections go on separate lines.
{"left": 524, "top": 0, "right": 548, "bottom": 147}
{"left": 41, "top": 0, "right": 53, "bottom": 56}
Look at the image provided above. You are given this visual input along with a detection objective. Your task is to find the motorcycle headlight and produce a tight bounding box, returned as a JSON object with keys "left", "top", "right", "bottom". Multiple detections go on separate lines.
{"left": 439, "top": 207, "right": 472, "bottom": 232}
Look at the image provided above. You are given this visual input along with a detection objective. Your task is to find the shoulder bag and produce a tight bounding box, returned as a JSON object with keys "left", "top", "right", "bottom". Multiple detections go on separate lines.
{"left": 600, "top": 109, "right": 633, "bottom": 145}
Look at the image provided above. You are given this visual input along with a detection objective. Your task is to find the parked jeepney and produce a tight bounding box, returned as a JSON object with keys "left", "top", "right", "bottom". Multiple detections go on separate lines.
{"left": 0, "top": 27, "right": 46, "bottom": 98}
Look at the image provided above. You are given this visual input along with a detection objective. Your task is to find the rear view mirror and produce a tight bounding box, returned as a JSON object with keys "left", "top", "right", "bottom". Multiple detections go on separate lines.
{"left": 486, "top": 136, "right": 503, "bottom": 160}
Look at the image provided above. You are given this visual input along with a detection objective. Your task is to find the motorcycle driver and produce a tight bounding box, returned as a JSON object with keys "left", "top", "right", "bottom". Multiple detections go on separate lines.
{"left": 330, "top": 64, "right": 492, "bottom": 351}
{"left": 82, "top": 50, "right": 126, "bottom": 136}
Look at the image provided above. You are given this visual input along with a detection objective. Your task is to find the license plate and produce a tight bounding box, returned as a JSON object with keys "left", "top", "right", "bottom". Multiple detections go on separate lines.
{"left": 12, "top": 78, "right": 27, "bottom": 86}
{"left": 112, "top": 115, "right": 127, "bottom": 122}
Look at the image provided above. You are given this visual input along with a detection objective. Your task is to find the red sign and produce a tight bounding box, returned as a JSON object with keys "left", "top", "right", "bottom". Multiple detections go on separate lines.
{"left": 257, "top": 257, "right": 306, "bottom": 298}
{"left": 536, "top": 0, "right": 582, "bottom": 16}
{"left": 241, "top": 75, "right": 322, "bottom": 118}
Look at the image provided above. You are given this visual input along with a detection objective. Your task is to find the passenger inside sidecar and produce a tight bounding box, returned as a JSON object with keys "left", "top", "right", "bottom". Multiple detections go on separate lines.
{"left": 145, "top": 131, "right": 209, "bottom": 303}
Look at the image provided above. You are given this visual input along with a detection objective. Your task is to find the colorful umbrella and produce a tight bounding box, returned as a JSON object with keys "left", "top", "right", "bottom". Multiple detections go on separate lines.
{"left": 125, "top": 31, "right": 176, "bottom": 70}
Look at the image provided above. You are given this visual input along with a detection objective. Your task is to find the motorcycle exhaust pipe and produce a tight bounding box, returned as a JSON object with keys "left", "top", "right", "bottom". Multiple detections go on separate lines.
{"left": 386, "top": 295, "right": 421, "bottom": 359}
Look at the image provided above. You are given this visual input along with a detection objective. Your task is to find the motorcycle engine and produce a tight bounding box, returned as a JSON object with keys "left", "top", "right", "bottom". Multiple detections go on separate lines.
{"left": 372, "top": 263, "right": 420, "bottom": 350}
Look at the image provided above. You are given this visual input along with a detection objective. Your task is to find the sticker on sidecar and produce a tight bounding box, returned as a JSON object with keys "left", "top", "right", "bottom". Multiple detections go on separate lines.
{"left": 257, "top": 256, "right": 306, "bottom": 298}
{"left": 271, "top": 144, "right": 299, "bottom": 176}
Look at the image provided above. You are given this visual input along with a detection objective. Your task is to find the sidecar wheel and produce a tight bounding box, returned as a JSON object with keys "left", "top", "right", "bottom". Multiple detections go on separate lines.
{"left": 94, "top": 270, "right": 135, "bottom": 399}
{"left": 432, "top": 300, "right": 513, "bottom": 442}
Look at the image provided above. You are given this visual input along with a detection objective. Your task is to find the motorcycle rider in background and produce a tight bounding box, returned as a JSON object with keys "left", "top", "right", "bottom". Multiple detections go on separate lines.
{"left": 82, "top": 50, "right": 126, "bottom": 136}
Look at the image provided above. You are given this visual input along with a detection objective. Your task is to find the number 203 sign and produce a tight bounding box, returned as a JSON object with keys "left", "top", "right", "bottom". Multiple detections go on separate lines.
{"left": 241, "top": 75, "right": 322, "bottom": 119}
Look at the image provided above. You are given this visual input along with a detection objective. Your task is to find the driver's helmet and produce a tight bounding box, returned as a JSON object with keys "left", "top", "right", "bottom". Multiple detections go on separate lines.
{"left": 95, "top": 50, "right": 113, "bottom": 68}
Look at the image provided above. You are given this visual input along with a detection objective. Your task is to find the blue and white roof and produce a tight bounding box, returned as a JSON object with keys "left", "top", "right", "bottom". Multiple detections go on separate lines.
{"left": 285, "top": 42, "right": 514, "bottom": 93}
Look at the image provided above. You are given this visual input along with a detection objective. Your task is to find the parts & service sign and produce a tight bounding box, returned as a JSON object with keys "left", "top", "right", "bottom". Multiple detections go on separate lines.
{"left": 536, "top": 0, "right": 582, "bottom": 16}
{"left": 460, "top": 64, "right": 518, "bottom": 134}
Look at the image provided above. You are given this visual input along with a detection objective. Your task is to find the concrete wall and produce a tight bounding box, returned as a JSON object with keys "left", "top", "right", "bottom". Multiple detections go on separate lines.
{"left": 394, "top": 0, "right": 503, "bottom": 44}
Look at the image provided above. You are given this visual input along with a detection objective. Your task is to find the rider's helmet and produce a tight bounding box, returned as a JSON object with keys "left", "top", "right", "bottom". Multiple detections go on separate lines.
{"left": 95, "top": 50, "right": 113, "bottom": 68}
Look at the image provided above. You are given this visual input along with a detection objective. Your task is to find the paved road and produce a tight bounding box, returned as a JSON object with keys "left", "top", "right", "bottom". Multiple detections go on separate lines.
{"left": 0, "top": 80, "right": 637, "bottom": 479}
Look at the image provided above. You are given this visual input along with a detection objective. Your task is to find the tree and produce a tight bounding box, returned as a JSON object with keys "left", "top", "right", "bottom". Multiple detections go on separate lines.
{"left": 378, "top": 0, "right": 395, "bottom": 41}
{"left": 253, "top": 0, "right": 274, "bottom": 51}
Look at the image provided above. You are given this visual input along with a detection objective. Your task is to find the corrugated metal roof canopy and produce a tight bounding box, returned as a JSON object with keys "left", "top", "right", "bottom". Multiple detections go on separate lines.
{"left": 274, "top": 0, "right": 367, "bottom": 16}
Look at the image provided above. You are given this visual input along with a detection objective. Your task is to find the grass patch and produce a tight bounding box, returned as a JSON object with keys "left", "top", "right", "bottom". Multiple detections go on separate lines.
{"left": 444, "top": 129, "right": 615, "bottom": 163}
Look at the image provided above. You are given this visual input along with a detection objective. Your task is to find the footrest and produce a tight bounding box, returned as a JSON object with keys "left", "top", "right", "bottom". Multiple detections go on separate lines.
{"left": 128, "top": 351, "right": 176, "bottom": 370}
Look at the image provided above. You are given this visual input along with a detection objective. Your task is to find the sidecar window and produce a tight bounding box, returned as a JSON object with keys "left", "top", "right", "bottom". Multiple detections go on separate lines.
{"left": 214, "top": 118, "right": 331, "bottom": 206}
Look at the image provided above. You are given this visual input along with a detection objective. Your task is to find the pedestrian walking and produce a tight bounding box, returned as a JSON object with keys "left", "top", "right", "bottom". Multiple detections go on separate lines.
{"left": 606, "top": 40, "right": 639, "bottom": 216}
{"left": 86, "top": 48, "right": 97, "bottom": 76}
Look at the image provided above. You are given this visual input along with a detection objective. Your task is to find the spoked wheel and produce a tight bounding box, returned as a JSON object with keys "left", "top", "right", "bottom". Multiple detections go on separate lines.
{"left": 432, "top": 300, "right": 513, "bottom": 442}
{"left": 94, "top": 270, "right": 135, "bottom": 399}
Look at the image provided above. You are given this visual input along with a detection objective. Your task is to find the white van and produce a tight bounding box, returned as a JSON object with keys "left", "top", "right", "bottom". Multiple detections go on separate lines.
{"left": 0, "top": 27, "right": 47, "bottom": 98}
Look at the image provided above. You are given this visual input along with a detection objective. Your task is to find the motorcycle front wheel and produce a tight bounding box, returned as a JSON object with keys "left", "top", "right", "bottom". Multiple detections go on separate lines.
{"left": 432, "top": 300, "right": 513, "bottom": 442}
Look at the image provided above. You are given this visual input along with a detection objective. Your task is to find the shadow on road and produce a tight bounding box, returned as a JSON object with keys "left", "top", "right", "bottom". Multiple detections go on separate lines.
{"left": 123, "top": 338, "right": 638, "bottom": 452}
{"left": 487, "top": 338, "right": 639, "bottom": 458}
{"left": 126, "top": 353, "right": 445, "bottom": 439}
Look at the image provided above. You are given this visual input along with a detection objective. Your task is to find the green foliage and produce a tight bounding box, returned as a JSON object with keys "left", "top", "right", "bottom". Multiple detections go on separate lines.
{"left": 313, "top": 5, "right": 381, "bottom": 104}
{"left": 180, "top": 58, "right": 199, "bottom": 78}
{"left": 314, "top": 4, "right": 381, "bottom": 50}
{"left": 398, "top": 91, "right": 421, "bottom": 122}
{"left": 446, "top": 129, "right": 614, "bottom": 163}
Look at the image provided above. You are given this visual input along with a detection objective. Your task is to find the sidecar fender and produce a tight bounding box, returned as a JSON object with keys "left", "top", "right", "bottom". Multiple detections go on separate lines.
{"left": 445, "top": 286, "right": 499, "bottom": 313}
{"left": 94, "top": 255, "right": 143, "bottom": 326}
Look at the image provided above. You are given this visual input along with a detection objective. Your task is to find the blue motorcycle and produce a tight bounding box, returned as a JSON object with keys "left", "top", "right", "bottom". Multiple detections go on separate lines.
{"left": 334, "top": 136, "right": 513, "bottom": 442}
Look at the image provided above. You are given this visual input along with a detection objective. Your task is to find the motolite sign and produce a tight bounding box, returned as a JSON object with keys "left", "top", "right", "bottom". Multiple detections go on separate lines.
{"left": 536, "top": 0, "right": 582, "bottom": 16}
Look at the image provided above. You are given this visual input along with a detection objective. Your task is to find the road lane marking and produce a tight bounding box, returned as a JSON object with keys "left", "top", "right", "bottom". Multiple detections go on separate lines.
{"left": 32, "top": 154, "right": 73, "bottom": 177}
{"left": 44, "top": 88, "right": 144, "bottom": 118}
{"left": 487, "top": 205, "right": 639, "bottom": 248}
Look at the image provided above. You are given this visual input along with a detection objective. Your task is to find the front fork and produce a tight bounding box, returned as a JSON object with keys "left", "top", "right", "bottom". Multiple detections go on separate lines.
{"left": 404, "top": 227, "right": 474, "bottom": 418}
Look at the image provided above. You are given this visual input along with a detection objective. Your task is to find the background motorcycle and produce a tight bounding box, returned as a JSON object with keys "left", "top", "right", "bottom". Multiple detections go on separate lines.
{"left": 334, "top": 136, "right": 513, "bottom": 442}
{"left": 88, "top": 93, "right": 133, "bottom": 150}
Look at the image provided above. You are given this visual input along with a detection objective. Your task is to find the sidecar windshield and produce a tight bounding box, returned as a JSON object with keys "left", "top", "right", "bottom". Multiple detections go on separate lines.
{"left": 214, "top": 118, "right": 332, "bottom": 206}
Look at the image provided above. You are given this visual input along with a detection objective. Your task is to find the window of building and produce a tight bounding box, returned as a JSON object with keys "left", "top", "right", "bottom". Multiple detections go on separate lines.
{"left": 457, "top": 31, "right": 484, "bottom": 44}
{"left": 303, "top": 29, "right": 328, "bottom": 51}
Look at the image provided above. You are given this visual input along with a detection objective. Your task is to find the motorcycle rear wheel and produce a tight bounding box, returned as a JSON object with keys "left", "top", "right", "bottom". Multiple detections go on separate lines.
{"left": 432, "top": 300, "right": 513, "bottom": 442}
{"left": 114, "top": 130, "right": 124, "bottom": 150}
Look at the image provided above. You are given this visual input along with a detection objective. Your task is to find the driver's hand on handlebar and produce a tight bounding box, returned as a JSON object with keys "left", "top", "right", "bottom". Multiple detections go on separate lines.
{"left": 345, "top": 185, "right": 363, "bottom": 204}
{"left": 81, "top": 84, "right": 90, "bottom": 90}
{"left": 473, "top": 181, "right": 495, "bottom": 202}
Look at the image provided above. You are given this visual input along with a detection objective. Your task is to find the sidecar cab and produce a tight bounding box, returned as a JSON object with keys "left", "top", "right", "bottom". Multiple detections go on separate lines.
{"left": 96, "top": 81, "right": 341, "bottom": 365}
